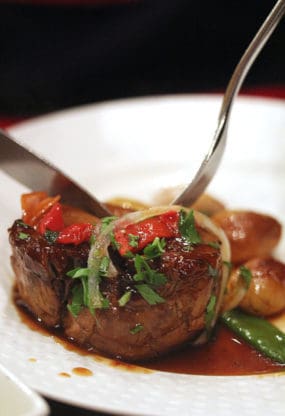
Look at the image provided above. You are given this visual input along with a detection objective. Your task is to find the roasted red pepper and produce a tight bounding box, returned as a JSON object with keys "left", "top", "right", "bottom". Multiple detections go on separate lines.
{"left": 37, "top": 202, "right": 64, "bottom": 234}
{"left": 114, "top": 210, "right": 180, "bottom": 256}
{"left": 57, "top": 223, "right": 93, "bottom": 245}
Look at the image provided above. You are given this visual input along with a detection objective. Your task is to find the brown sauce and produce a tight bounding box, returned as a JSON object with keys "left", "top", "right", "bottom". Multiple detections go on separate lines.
{"left": 15, "top": 302, "right": 285, "bottom": 376}
{"left": 58, "top": 372, "right": 71, "bottom": 378}
{"left": 72, "top": 367, "right": 93, "bottom": 377}
{"left": 144, "top": 324, "right": 285, "bottom": 376}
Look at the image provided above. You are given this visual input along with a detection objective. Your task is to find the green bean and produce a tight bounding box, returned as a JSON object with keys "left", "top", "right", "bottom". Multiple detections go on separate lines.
{"left": 221, "top": 309, "right": 285, "bottom": 364}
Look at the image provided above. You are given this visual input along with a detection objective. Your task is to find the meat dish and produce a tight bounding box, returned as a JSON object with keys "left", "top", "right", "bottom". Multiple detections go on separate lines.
{"left": 8, "top": 191, "right": 285, "bottom": 369}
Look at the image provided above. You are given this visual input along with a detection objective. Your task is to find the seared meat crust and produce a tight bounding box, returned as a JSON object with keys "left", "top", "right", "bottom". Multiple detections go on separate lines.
{"left": 9, "top": 220, "right": 89, "bottom": 327}
{"left": 9, "top": 220, "right": 222, "bottom": 361}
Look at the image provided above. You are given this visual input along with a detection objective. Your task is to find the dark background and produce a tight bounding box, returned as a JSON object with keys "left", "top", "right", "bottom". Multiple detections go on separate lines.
{"left": 0, "top": 0, "right": 285, "bottom": 117}
{"left": 1, "top": 0, "right": 285, "bottom": 414}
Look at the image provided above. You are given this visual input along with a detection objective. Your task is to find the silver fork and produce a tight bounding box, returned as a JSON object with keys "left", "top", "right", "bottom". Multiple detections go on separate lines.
{"left": 173, "top": 0, "right": 285, "bottom": 207}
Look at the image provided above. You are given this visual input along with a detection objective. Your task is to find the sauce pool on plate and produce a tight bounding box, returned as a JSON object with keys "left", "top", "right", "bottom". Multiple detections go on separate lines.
{"left": 15, "top": 300, "right": 285, "bottom": 376}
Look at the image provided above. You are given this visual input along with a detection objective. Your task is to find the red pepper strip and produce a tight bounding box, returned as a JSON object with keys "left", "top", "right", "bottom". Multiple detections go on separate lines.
{"left": 37, "top": 202, "right": 64, "bottom": 234}
{"left": 57, "top": 223, "right": 93, "bottom": 245}
{"left": 114, "top": 210, "right": 180, "bottom": 256}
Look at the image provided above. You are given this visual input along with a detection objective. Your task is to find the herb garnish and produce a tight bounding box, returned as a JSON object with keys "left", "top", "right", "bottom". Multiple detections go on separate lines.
{"left": 44, "top": 230, "right": 59, "bottom": 244}
{"left": 16, "top": 220, "right": 29, "bottom": 228}
{"left": 223, "top": 261, "right": 233, "bottom": 272}
{"left": 205, "top": 295, "right": 216, "bottom": 331}
{"left": 118, "top": 291, "right": 132, "bottom": 307}
{"left": 18, "top": 232, "right": 29, "bottom": 240}
{"left": 99, "top": 256, "right": 110, "bottom": 277}
{"left": 67, "top": 285, "right": 84, "bottom": 317}
{"left": 66, "top": 267, "right": 90, "bottom": 317}
{"left": 101, "top": 216, "right": 117, "bottom": 232}
{"left": 109, "top": 231, "right": 121, "bottom": 250}
{"left": 178, "top": 210, "right": 201, "bottom": 244}
{"left": 143, "top": 237, "right": 166, "bottom": 259}
{"left": 129, "top": 323, "right": 144, "bottom": 335}
{"left": 239, "top": 265, "right": 252, "bottom": 289}
{"left": 208, "top": 264, "right": 219, "bottom": 279}
{"left": 135, "top": 284, "right": 165, "bottom": 305}
{"left": 133, "top": 255, "right": 167, "bottom": 286}
{"left": 128, "top": 233, "right": 139, "bottom": 248}
{"left": 67, "top": 265, "right": 109, "bottom": 315}
{"left": 89, "top": 234, "right": 96, "bottom": 245}
{"left": 208, "top": 241, "right": 220, "bottom": 249}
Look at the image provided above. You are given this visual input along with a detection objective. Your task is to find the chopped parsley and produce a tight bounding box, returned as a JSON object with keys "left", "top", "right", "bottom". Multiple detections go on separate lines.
{"left": 101, "top": 216, "right": 117, "bottom": 232}
{"left": 178, "top": 209, "right": 201, "bottom": 244}
{"left": 208, "top": 264, "right": 219, "bottom": 279}
{"left": 66, "top": 267, "right": 90, "bottom": 311}
{"left": 205, "top": 295, "right": 216, "bottom": 331}
{"left": 109, "top": 231, "right": 121, "bottom": 250}
{"left": 124, "top": 250, "right": 135, "bottom": 259}
{"left": 89, "top": 234, "right": 96, "bottom": 245}
{"left": 98, "top": 256, "right": 110, "bottom": 277}
{"left": 18, "top": 232, "right": 29, "bottom": 240}
{"left": 143, "top": 237, "right": 166, "bottom": 259}
{"left": 133, "top": 255, "right": 167, "bottom": 287}
{"left": 67, "top": 285, "right": 84, "bottom": 317}
{"left": 129, "top": 323, "right": 144, "bottom": 335}
{"left": 135, "top": 284, "right": 165, "bottom": 305}
{"left": 128, "top": 233, "right": 139, "bottom": 248}
{"left": 118, "top": 290, "right": 132, "bottom": 307}
{"left": 239, "top": 265, "right": 252, "bottom": 289}
{"left": 16, "top": 220, "right": 29, "bottom": 228}
{"left": 67, "top": 266, "right": 109, "bottom": 315}
{"left": 208, "top": 241, "right": 220, "bottom": 249}
{"left": 223, "top": 261, "right": 233, "bottom": 272}
{"left": 44, "top": 230, "right": 59, "bottom": 244}
{"left": 67, "top": 267, "right": 90, "bottom": 279}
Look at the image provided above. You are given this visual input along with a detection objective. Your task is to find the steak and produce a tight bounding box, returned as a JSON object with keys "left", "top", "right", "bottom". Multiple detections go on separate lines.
{"left": 9, "top": 220, "right": 89, "bottom": 327}
{"left": 9, "top": 218, "right": 224, "bottom": 361}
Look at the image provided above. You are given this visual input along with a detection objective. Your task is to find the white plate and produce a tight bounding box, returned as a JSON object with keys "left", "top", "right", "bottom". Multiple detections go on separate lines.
{"left": 0, "top": 363, "right": 49, "bottom": 416}
{"left": 1, "top": 94, "right": 285, "bottom": 416}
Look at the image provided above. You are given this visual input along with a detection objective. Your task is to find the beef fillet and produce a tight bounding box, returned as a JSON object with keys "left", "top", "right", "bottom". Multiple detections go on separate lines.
{"left": 9, "top": 219, "right": 225, "bottom": 361}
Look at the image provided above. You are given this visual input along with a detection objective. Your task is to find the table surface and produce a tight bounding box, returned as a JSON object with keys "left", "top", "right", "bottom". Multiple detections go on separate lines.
{"left": 1, "top": 87, "right": 284, "bottom": 416}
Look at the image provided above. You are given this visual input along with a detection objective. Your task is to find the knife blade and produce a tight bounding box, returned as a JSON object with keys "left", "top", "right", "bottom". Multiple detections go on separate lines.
{"left": 0, "top": 128, "right": 110, "bottom": 218}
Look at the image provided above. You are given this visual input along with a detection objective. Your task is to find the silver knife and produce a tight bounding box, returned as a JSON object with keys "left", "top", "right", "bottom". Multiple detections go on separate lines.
{"left": 0, "top": 128, "right": 110, "bottom": 218}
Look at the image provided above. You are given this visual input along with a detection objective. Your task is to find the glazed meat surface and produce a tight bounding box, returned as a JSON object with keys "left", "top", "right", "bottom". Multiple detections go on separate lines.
{"left": 9, "top": 220, "right": 223, "bottom": 361}
{"left": 9, "top": 220, "right": 89, "bottom": 327}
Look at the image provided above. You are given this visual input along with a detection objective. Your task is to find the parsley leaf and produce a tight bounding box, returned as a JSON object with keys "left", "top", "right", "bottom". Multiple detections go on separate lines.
{"left": 208, "top": 264, "right": 219, "bottom": 279}
{"left": 178, "top": 210, "right": 201, "bottom": 244}
{"left": 16, "top": 220, "right": 29, "bottom": 228}
{"left": 133, "top": 255, "right": 167, "bottom": 286}
{"left": 67, "top": 267, "right": 90, "bottom": 278}
{"left": 101, "top": 216, "right": 117, "bottom": 232}
{"left": 205, "top": 294, "right": 216, "bottom": 331}
{"left": 66, "top": 268, "right": 90, "bottom": 311}
{"left": 109, "top": 231, "right": 121, "bottom": 250}
{"left": 143, "top": 237, "right": 166, "bottom": 259}
{"left": 67, "top": 285, "right": 84, "bottom": 317}
{"left": 239, "top": 265, "right": 252, "bottom": 289}
{"left": 118, "top": 291, "right": 132, "bottom": 307}
{"left": 135, "top": 284, "right": 165, "bottom": 305}
{"left": 99, "top": 256, "right": 110, "bottom": 277}
{"left": 128, "top": 233, "right": 139, "bottom": 248}
{"left": 223, "top": 261, "right": 233, "bottom": 272}
{"left": 89, "top": 234, "right": 96, "bottom": 245}
{"left": 129, "top": 323, "right": 144, "bottom": 335}
{"left": 44, "top": 230, "right": 59, "bottom": 244}
{"left": 18, "top": 232, "right": 29, "bottom": 240}
{"left": 208, "top": 241, "right": 220, "bottom": 249}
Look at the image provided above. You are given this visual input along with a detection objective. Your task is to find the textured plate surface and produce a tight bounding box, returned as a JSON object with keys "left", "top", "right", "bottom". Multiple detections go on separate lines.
{"left": 1, "top": 95, "right": 285, "bottom": 415}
